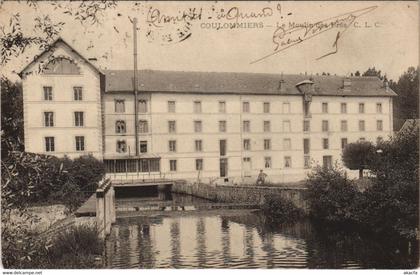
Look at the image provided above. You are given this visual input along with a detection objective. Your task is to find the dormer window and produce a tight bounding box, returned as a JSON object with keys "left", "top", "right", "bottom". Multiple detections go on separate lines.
{"left": 43, "top": 57, "right": 80, "bottom": 75}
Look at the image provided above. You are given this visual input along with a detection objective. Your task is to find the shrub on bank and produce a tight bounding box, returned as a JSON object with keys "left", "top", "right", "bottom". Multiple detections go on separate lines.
{"left": 261, "top": 194, "right": 304, "bottom": 223}
{"left": 2, "top": 225, "right": 104, "bottom": 269}
{"left": 306, "top": 165, "right": 360, "bottom": 223}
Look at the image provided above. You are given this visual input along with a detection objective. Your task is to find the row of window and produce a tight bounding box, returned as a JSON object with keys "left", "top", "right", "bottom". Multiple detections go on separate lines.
{"left": 44, "top": 136, "right": 85, "bottom": 152}
{"left": 43, "top": 86, "right": 83, "bottom": 101}
{"left": 112, "top": 119, "right": 384, "bottom": 134}
{"left": 43, "top": 112, "right": 84, "bottom": 127}
{"left": 113, "top": 136, "right": 382, "bottom": 155}
{"left": 113, "top": 100, "right": 384, "bottom": 114}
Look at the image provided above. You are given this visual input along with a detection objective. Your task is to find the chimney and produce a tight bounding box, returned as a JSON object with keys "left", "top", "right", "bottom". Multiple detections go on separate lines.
{"left": 343, "top": 77, "right": 351, "bottom": 92}
{"left": 278, "top": 73, "right": 285, "bottom": 92}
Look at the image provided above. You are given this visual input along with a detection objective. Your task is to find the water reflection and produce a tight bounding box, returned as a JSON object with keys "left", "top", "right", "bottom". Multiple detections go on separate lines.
{"left": 105, "top": 193, "right": 418, "bottom": 269}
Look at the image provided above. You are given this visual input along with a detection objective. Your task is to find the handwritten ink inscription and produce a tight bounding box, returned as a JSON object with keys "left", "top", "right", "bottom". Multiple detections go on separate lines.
{"left": 144, "top": 4, "right": 380, "bottom": 62}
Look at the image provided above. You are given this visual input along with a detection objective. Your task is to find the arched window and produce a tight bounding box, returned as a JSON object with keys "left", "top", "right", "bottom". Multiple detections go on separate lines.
{"left": 43, "top": 57, "right": 80, "bottom": 75}
{"left": 115, "top": 120, "right": 126, "bottom": 134}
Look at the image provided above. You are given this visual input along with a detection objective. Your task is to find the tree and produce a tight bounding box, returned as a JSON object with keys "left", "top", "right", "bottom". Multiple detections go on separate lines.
{"left": 1, "top": 78, "right": 24, "bottom": 156}
{"left": 354, "top": 70, "right": 360, "bottom": 76}
{"left": 392, "top": 67, "right": 419, "bottom": 123}
{"left": 362, "top": 67, "right": 384, "bottom": 79}
{"left": 342, "top": 141, "right": 376, "bottom": 178}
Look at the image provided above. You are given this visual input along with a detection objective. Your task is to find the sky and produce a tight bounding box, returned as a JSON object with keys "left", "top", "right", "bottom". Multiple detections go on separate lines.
{"left": 0, "top": 1, "right": 418, "bottom": 82}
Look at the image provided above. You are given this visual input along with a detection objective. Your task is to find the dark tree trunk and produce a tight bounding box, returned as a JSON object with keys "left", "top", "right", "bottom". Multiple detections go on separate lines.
{"left": 359, "top": 169, "right": 363, "bottom": 178}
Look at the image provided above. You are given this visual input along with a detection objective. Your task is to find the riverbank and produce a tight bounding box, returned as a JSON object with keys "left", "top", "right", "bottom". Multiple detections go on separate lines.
{"left": 172, "top": 182, "right": 308, "bottom": 213}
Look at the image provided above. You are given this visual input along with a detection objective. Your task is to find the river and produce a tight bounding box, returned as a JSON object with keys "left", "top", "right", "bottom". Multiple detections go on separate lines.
{"left": 104, "top": 190, "right": 418, "bottom": 269}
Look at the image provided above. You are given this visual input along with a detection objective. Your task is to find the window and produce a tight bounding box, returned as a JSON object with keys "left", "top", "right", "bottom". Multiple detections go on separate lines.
{"left": 138, "top": 100, "right": 148, "bottom": 113}
{"left": 304, "top": 102, "right": 310, "bottom": 117}
{"left": 263, "top": 102, "right": 270, "bottom": 113}
{"left": 219, "top": 120, "right": 226, "bottom": 132}
{"left": 116, "top": 140, "right": 127, "bottom": 153}
{"left": 194, "top": 120, "right": 202, "bottom": 133}
{"left": 243, "top": 101, "right": 250, "bottom": 113}
{"left": 220, "top": 140, "right": 227, "bottom": 156}
{"left": 195, "top": 140, "right": 202, "bottom": 152}
{"left": 323, "top": 156, "right": 333, "bottom": 169}
{"left": 376, "top": 103, "right": 382, "bottom": 113}
{"left": 284, "top": 156, "right": 292, "bottom": 168}
{"left": 341, "top": 120, "right": 348, "bottom": 132}
{"left": 140, "top": 141, "right": 147, "bottom": 153}
{"left": 359, "top": 120, "right": 365, "bottom": 131}
{"left": 359, "top": 137, "right": 366, "bottom": 142}
{"left": 283, "top": 102, "right": 290, "bottom": 113}
{"left": 377, "top": 120, "right": 383, "bottom": 131}
{"left": 322, "top": 120, "right": 329, "bottom": 132}
{"left": 359, "top": 103, "right": 365, "bottom": 113}
{"left": 322, "top": 102, "right": 328, "bottom": 113}
{"left": 43, "top": 86, "right": 53, "bottom": 100}
{"left": 168, "top": 121, "right": 176, "bottom": 133}
{"left": 44, "top": 112, "right": 54, "bottom": 127}
{"left": 194, "top": 101, "right": 202, "bottom": 113}
{"left": 115, "top": 100, "right": 125, "bottom": 113}
{"left": 303, "top": 120, "right": 310, "bottom": 132}
{"left": 341, "top": 138, "right": 348, "bottom": 149}
{"left": 264, "top": 157, "right": 272, "bottom": 168}
{"left": 341, "top": 103, "right": 347, "bottom": 114}
{"left": 139, "top": 120, "right": 148, "bottom": 133}
{"left": 169, "top": 160, "right": 177, "bottom": 171}
{"left": 264, "top": 139, "right": 271, "bottom": 150}
{"left": 303, "top": 138, "right": 310, "bottom": 154}
{"left": 263, "top": 121, "right": 270, "bottom": 132}
{"left": 195, "top": 159, "right": 203, "bottom": 171}
{"left": 304, "top": 156, "right": 311, "bottom": 169}
{"left": 283, "top": 120, "right": 291, "bottom": 132}
{"left": 168, "top": 101, "right": 176, "bottom": 113}
{"left": 74, "top": 112, "right": 84, "bottom": 127}
{"left": 283, "top": 138, "right": 291, "bottom": 150}
{"left": 323, "top": 138, "right": 329, "bottom": 149}
{"left": 169, "top": 140, "right": 177, "bottom": 152}
{"left": 115, "top": 120, "right": 126, "bottom": 133}
{"left": 219, "top": 101, "right": 226, "bottom": 113}
{"left": 43, "top": 57, "right": 80, "bottom": 74}
{"left": 75, "top": 136, "right": 85, "bottom": 151}
{"left": 73, "top": 87, "right": 82, "bottom": 101}
{"left": 243, "top": 120, "right": 250, "bottom": 132}
{"left": 45, "top": 137, "right": 55, "bottom": 152}
{"left": 243, "top": 139, "right": 251, "bottom": 151}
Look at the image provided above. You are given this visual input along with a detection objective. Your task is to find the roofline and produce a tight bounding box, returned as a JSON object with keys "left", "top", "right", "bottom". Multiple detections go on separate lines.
{"left": 18, "top": 37, "right": 104, "bottom": 78}
{"left": 104, "top": 89, "right": 397, "bottom": 97}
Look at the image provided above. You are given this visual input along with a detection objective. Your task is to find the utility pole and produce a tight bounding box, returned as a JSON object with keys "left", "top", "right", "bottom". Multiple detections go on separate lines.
{"left": 133, "top": 18, "right": 139, "bottom": 156}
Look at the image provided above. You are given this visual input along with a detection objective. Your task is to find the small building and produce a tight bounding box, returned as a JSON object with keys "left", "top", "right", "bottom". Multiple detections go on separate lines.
{"left": 19, "top": 38, "right": 397, "bottom": 184}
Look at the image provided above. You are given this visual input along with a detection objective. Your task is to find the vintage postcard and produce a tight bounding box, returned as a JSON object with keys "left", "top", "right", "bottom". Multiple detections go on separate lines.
{"left": 0, "top": 0, "right": 418, "bottom": 272}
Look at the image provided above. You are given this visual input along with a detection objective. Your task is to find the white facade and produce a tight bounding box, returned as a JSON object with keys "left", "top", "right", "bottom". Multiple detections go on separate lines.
{"left": 20, "top": 39, "right": 395, "bottom": 184}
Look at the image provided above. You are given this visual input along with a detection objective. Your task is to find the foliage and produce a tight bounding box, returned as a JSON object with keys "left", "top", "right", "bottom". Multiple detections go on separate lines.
{"left": 391, "top": 67, "right": 419, "bottom": 126}
{"left": 308, "top": 125, "right": 419, "bottom": 240}
{"left": 342, "top": 141, "right": 376, "bottom": 178}
{"left": 1, "top": 78, "right": 24, "bottom": 156}
{"left": 261, "top": 194, "right": 304, "bottom": 223}
{"left": 306, "top": 165, "right": 360, "bottom": 223}
{"left": 2, "top": 225, "right": 103, "bottom": 269}
{"left": 362, "top": 67, "right": 385, "bottom": 79}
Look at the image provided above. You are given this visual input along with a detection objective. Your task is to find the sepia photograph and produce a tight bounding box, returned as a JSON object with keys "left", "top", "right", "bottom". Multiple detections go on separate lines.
{"left": 0, "top": 0, "right": 418, "bottom": 272}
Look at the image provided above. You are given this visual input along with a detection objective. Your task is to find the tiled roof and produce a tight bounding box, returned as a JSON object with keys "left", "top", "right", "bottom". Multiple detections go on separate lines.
{"left": 104, "top": 70, "right": 397, "bottom": 97}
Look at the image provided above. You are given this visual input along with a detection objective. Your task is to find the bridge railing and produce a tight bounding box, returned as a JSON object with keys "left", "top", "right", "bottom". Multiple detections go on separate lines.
{"left": 96, "top": 178, "right": 115, "bottom": 239}
{"left": 105, "top": 172, "right": 174, "bottom": 185}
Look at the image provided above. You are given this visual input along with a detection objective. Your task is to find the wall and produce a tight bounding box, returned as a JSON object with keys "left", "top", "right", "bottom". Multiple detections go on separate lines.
{"left": 22, "top": 41, "right": 103, "bottom": 159}
{"left": 172, "top": 182, "right": 308, "bottom": 213}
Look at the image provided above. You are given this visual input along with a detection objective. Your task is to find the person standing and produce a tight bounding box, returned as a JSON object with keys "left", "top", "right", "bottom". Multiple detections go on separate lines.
{"left": 256, "top": 169, "right": 267, "bottom": 185}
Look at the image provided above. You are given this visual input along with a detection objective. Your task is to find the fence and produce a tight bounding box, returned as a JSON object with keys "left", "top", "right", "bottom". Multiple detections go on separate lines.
{"left": 96, "top": 178, "right": 116, "bottom": 239}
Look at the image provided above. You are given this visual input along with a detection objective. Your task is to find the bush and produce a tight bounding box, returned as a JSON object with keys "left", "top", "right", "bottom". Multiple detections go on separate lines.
{"left": 261, "top": 194, "right": 304, "bottom": 223}
{"left": 306, "top": 165, "right": 360, "bottom": 223}
{"left": 2, "top": 225, "right": 104, "bottom": 269}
